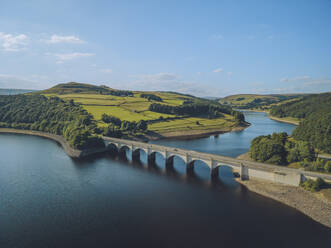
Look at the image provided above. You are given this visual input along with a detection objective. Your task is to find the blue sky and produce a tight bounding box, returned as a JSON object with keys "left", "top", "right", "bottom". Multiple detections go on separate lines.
{"left": 0, "top": 0, "right": 330, "bottom": 96}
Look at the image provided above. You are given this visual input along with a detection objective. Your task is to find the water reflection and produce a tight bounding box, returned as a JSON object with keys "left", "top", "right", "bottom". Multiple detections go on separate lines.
{"left": 82, "top": 149, "right": 240, "bottom": 191}
{"left": 1, "top": 112, "right": 330, "bottom": 248}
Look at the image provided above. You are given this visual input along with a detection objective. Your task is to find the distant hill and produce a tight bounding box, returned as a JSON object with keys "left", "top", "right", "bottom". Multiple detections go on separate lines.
{"left": 37, "top": 82, "right": 134, "bottom": 96}
{"left": 33, "top": 82, "right": 246, "bottom": 138}
{"left": 218, "top": 93, "right": 307, "bottom": 110}
{"left": 0, "top": 88, "right": 35, "bottom": 95}
{"left": 270, "top": 93, "right": 331, "bottom": 119}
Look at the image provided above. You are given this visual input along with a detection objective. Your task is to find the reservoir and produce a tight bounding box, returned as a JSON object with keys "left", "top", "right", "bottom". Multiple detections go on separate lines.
{"left": 0, "top": 111, "right": 330, "bottom": 247}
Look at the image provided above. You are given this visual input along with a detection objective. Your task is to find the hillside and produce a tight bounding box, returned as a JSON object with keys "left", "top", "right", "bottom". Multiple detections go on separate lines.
{"left": 219, "top": 94, "right": 306, "bottom": 110}
{"left": 0, "top": 94, "right": 104, "bottom": 150}
{"left": 38, "top": 82, "right": 133, "bottom": 96}
{"left": 269, "top": 93, "right": 331, "bottom": 119}
{"left": 35, "top": 82, "right": 247, "bottom": 138}
{"left": 269, "top": 93, "right": 331, "bottom": 153}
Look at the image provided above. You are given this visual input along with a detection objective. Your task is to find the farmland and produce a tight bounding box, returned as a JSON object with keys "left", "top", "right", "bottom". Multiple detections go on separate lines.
{"left": 219, "top": 93, "right": 307, "bottom": 110}
{"left": 39, "top": 82, "right": 241, "bottom": 136}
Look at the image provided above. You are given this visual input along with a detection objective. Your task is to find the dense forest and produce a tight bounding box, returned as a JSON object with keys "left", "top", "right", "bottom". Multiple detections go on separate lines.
{"left": 0, "top": 95, "right": 104, "bottom": 150}
{"left": 149, "top": 102, "right": 245, "bottom": 124}
{"left": 249, "top": 132, "right": 331, "bottom": 174}
{"left": 270, "top": 93, "right": 331, "bottom": 153}
{"left": 249, "top": 132, "right": 315, "bottom": 165}
{"left": 270, "top": 93, "right": 331, "bottom": 119}
{"left": 101, "top": 113, "right": 148, "bottom": 138}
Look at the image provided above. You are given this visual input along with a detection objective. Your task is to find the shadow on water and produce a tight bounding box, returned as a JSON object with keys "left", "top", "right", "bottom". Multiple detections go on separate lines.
{"left": 72, "top": 149, "right": 240, "bottom": 192}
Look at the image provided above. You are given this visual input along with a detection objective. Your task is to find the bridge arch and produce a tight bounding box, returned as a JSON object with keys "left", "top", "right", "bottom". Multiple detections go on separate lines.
{"left": 166, "top": 154, "right": 187, "bottom": 172}
{"left": 187, "top": 159, "right": 212, "bottom": 178}
{"left": 148, "top": 151, "right": 166, "bottom": 166}
{"left": 107, "top": 143, "right": 118, "bottom": 155}
{"left": 132, "top": 147, "right": 147, "bottom": 163}
{"left": 118, "top": 145, "right": 131, "bottom": 159}
{"left": 214, "top": 164, "right": 240, "bottom": 185}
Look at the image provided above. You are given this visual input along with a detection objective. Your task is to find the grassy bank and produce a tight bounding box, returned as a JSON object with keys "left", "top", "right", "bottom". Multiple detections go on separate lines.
{"left": 268, "top": 115, "right": 300, "bottom": 125}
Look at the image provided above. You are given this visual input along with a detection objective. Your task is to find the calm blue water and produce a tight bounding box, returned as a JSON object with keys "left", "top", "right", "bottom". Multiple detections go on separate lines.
{"left": 0, "top": 112, "right": 330, "bottom": 248}
{"left": 150, "top": 111, "right": 296, "bottom": 157}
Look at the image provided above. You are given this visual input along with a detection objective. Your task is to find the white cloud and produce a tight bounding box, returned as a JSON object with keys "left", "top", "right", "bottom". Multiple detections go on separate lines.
{"left": 136, "top": 72, "right": 179, "bottom": 81}
{"left": 0, "top": 74, "right": 49, "bottom": 89}
{"left": 280, "top": 76, "right": 311, "bottom": 82}
{"left": 213, "top": 68, "right": 223, "bottom": 73}
{"left": 247, "top": 77, "right": 331, "bottom": 95}
{"left": 100, "top": 68, "right": 113, "bottom": 73}
{"left": 0, "top": 32, "right": 28, "bottom": 52}
{"left": 128, "top": 72, "right": 221, "bottom": 96}
{"left": 211, "top": 34, "right": 224, "bottom": 40}
{"left": 45, "top": 52, "right": 95, "bottom": 63}
{"left": 44, "top": 34, "right": 85, "bottom": 44}
{"left": 302, "top": 77, "right": 331, "bottom": 87}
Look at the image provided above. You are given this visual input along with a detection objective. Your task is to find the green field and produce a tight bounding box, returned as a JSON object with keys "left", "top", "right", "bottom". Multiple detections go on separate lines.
{"left": 41, "top": 83, "right": 237, "bottom": 135}
{"left": 148, "top": 115, "right": 235, "bottom": 133}
{"left": 219, "top": 93, "right": 306, "bottom": 110}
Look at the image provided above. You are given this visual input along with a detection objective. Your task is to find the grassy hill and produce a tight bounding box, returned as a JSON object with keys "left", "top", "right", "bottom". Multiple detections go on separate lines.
{"left": 37, "top": 82, "right": 244, "bottom": 137}
{"left": 219, "top": 94, "right": 306, "bottom": 110}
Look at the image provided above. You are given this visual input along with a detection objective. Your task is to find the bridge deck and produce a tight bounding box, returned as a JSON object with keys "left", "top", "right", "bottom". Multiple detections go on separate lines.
{"left": 102, "top": 136, "right": 331, "bottom": 181}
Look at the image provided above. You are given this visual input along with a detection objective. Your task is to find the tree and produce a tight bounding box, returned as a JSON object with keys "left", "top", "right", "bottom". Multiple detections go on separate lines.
{"left": 101, "top": 113, "right": 111, "bottom": 123}
{"left": 324, "top": 161, "right": 331, "bottom": 173}
{"left": 249, "top": 136, "right": 286, "bottom": 165}
{"left": 137, "top": 120, "right": 147, "bottom": 131}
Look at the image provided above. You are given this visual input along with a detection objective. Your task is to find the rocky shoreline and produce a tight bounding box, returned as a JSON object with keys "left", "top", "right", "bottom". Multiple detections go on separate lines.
{"left": 236, "top": 152, "right": 331, "bottom": 228}
{"left": 237, "top": 179, "right": 331, "bottom": 228}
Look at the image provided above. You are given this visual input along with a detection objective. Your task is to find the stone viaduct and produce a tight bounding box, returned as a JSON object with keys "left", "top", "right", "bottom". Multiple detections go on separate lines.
{"left": 103, "top": 137, "right": 331, "bottom": 186}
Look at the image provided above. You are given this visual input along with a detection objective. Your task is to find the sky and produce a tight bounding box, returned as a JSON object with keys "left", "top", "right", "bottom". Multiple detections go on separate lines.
{"left": 0, "top": 0, "right": 330, "bottom": 97}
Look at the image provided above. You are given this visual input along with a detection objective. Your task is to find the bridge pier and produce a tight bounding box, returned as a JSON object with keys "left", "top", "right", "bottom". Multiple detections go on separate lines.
{"left": 148, "top": 152, "right": 156, "bottom": 164}
{"left": 132, "top": 149, "right": 141, "bottom": 162}
{"left": 211, "top": 167, "right": 219, "bottom": 180}
{"left": 166, "top": 156, "right": 174, "bottom": 170}
{"left": 119, "top": 147, "right": 128, "bottom": 160}
{"left": 186, "top": 162, "right": 194, "bottom": 176}
{"left": 240, "top": 163, "right": 249, "bottom": 180}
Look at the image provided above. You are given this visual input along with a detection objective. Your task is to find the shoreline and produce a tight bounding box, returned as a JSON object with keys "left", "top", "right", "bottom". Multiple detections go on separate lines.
{"left": 0, "top": 128, "right": 108, "bottom": 158}
{"left": 240, "top": 109, "right": 300, "bottom": 125}
{"left": 0, "top": 124, "right": 250, "bottom": 157}
{"left": 149, "top": 124, "right": 250, "bottom": 140}
{"left": 236, "top": 152, "right": 331, "bottom": 228}
{"left": 268, "top": 115, "right": 299, "bottom": 126}
{"left": 2, "top": 127, "right": 331, "bottom": 228}
{"left": 237, "top": 179, "right": 331, "bottom": 228}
